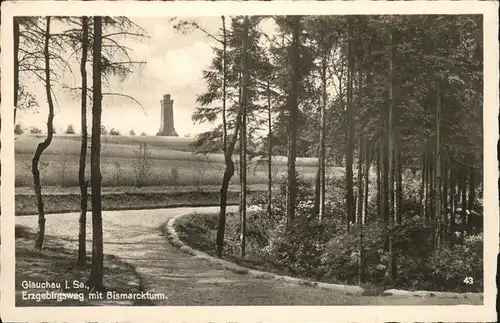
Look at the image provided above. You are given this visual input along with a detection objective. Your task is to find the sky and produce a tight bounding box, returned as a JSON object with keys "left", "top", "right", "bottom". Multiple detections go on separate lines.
{"left": 18, "top": 17, "right": 227, "bottom": 137}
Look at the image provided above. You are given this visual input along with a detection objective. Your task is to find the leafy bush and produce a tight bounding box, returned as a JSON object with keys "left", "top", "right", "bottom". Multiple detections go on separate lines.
{"left": 30, "top": 126, "right": 42, "bottom": 134}
{"left": 65, "top": 124, "right": 75, "bottom": 134}
{"left": 425, "top": 234, "right": 483, "bottom": 292}
{"left": 109, "top": 128, "right": 121, "bottom": 136}
{"left": 169, "top": 167, "right": 180, "bottom": 185}
{"left": 321, "top": 221, "right": 387, "bottom": 285}
{"left": 132, "top": 143, "right": 152, "bottom": 187}
{"left": 14, "top": 124, "right": 24, "bottom": 135}
{"left": 112, "top": 161, "right": 124, "bottom": 186}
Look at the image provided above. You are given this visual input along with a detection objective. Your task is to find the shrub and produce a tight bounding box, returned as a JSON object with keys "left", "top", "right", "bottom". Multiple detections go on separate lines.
{"left": 169, "top": 167, "right": 180, "bottom": 186}
{"left": 100, "top": 125, "right": 107, "bottom": 135}
{"left": 140, "top": 132, "right": 147, "bottom": 136}
{"left": 129, "top": 129, "right": 136, "bottom": 136}
{"left": 109, "top": 128, "right": 121, "bottom": 136}
{"left": 112, "top": 161, "right": 124, "bottom": 186}
{"left": 58, "top": 148, "right": 70, "bottom": 187}
{"left": 425, "top": 233, "right": 483, "bottom": 292}
{"left": 132, "top": 143, "right": 152, "bottom": 187}
{"left": 14, "top": 124, "right": 24, "bottom": 135}
{"left": 321, "top": 221, "right": 388, "bottom": 285}
{"left": 30, "top": 126, "right": 42, "bottom": 134}
{"left": 65, "top": 124, "right": 75, "bottom": 134}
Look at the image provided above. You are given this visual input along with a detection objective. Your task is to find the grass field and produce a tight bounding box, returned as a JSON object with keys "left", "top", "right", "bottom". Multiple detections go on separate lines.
{"left": 15, "top": 134, "right": 335, "bottom": 188}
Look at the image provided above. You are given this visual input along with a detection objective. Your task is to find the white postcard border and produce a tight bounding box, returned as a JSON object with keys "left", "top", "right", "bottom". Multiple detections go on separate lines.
{"left": 1, "top": 1, "right": 498, "bottom": 322}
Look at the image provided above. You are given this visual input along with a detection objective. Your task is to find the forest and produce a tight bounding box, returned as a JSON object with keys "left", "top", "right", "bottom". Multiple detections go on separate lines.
{"left": 179, "top": 14, "right": 484, "bottom": 292}
{"left": 10, "top": 14, "right": 483, "bottom": 293}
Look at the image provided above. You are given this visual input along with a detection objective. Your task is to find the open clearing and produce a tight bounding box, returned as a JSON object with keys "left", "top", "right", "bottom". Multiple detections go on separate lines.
{"left": 15, "top": 134, "right": 332, "bottom": 188}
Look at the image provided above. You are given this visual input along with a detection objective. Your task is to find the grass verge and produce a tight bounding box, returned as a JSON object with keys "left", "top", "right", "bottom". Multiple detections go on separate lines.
{"left": 15, "top": 225, "right": 145, "bottom": 306}
{"left": 14, "top": 190, "right": 264, "bottom": 216}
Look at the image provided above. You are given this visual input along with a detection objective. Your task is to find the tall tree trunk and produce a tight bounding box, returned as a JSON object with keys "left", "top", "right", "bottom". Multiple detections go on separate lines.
{"left": 345, "top": 18, "right": 355, "bottom": 231}
{"left": 387, "top": 30, "right": 397, "bottom": 283}
{"left": 216, "top": 146, "right": 238, "bottom": 257}
{"left": 88, "top": 16, "right": 104, "bottom": 290}
{"left": 356, "top": 138, "right": 364, "bottom": 224}
{"left": 363, "top": 145, "right": 371, "bottom": 224}
{"left": 33, "top": 17, "right": 54, "bottom": 250}
{"left": 14, "top": 18, "right": 20, "bottom": 124}
{"left": 77, "top": 16, "right": 89, "bottom": 267}
{"left": 429, "top": 153, "right": 434, "bottom": 222}
{"left": 467, "top": 168, "right": 476, "bottom": 233}
{"left": 395, "top": 149, "right": 402, "bottom": 224}
{"left": 460, "top": 166, "right": 467, "bottom": 239}
{"left": 468, "top": 168, "right": 475, "bottom": 212}
{"left": 423, "top": 152, "right": 429, "bottom": 219}
{"left": 449, "top": 164, "right": 456, "bottom": 245}
{"left": 286, "top": 16, "right": 301, "bottom": 228}
{"left": 358, "top": 146, "right": 365, "bottom": 285}
{"left": 216, "top": 16, "right": 242, "bottom": 258}
{"left": 442, "top": 155, "right": 449, "bottom": 245}
{"left": 239, "top": 16, "right": 250, "bottom": 258}
{"left": 221, "top": 16, "right": 228, "bottom": 156}
{"left": 435, "top": 84, "right": 442, "bottom": 250}
{"left": 377, "top": 141, "right": 382, "bottom": 222}
{"left": 314, "top": 165, "right": 320, "bottom": 215}
{"left": 267, "top": 77, "right": 273, "bottom": 219}
{"left": 420, "top": 152, "right": 426, "bottom": 214}
{"left": 382, "top": 125, "right": 389, "bottom": 250}
{"left": 216, "top": 16, "right": 231, "bottom": 258}
{"left": 319, "top": 47, "right": 327, "bottom": 223}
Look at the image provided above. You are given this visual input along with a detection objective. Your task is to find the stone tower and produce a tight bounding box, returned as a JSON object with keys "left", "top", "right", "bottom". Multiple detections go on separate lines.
{"left": 157, "top": 94, "right": 178, "bottom": 136}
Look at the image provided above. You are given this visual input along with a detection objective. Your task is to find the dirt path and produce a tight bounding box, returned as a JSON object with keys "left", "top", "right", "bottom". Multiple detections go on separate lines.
{"left": 15, "top": 207, "right": 482, "bottom": 306}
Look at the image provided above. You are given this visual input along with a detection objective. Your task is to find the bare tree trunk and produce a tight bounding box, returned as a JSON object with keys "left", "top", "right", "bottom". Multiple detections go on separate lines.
{"left": 382, "top": 124, "right": 389, "bottom": 251}
{"left": 314, "top": 165, "right": 320, "bottom": 215}
{"left": 363, "top": 145, "right": 371, "bottom": 224}
{"left": 239, "top": 16, "right": 250, "bottom": 258}
{"left": 395, "top": 149, "right": 402, "bottom": 224}
{"left": 449, "top": 164, "right": 456, "bottom": 245}
{"left": 442, "top": 155, "right": 449, "bottom": 245}
{"left": 468, "top": 168, "right": 475, "bottom": 212}
{"left": 77, "top": 16, "right": 89, "bottom": 267}
{"left": 221, "top": 16, "right": 228, "bottom": 156}
{"left": 460, "top": 166, "right": 467, "bottom": 239}
{"left": 286, "top": 16, "right": 301, "bottom": 228}
{"left": 33, "top": 17, "right": 55, "bottom": 250}
{"left": 387, "top": 30, "right": 397, "bottom": 283}
{"left": 319, "top": 48, "right": 327, "bottom": 223}
{"left": 356, "top": 138, "right": 364, "bottom": 224}
{"left": 14, "top": 18, "right": 20, "bottom": 124}
{"left": 419, "top": 153, "right": 426, "bottom": 213}
{"left": 423, "top": 153, "right": 428, "bottom": 219}
{"left": 88, "top": 16, "right": 104, "bottom": 290}
{"left": 428, "top": 153, "right": 434, "bottom": 222}
{"left": 358, "top": 145, "right": 365, "bottom": 285}
{"left": 267, "top": 77, "right": 273, "bottom": 219}
{"left": 434, "top": 84, "right": 442, "bottom": 250}
{"left": 216, "top": 15, "right": 232, "bottom": 258}
{"left": 345, "top": 18, "right": 355, "bottom": 231}
{"left": 377, "top": 141, "right": 382, "bottom": 221}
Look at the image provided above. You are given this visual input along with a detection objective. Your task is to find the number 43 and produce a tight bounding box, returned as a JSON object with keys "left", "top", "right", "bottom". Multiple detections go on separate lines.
{"left": 463, "top": 277, "right": 474, "bottom": 284}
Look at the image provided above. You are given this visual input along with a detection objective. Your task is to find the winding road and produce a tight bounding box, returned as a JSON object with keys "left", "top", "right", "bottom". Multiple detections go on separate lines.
{"left": 16, "top": 207, "right": 482, "bottom": 306}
